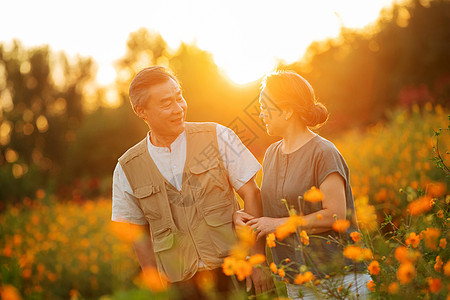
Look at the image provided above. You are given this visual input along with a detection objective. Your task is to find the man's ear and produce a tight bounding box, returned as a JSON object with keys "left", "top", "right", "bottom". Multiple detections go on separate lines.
{"left": 135, "top": 105, "right": 146, "bottom": 120}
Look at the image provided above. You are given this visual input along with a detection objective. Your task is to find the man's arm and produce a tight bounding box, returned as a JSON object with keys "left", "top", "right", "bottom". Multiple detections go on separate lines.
{"left": 131, "top": 224, "right": 158, "bottom": 270}
{"left": 236, "top": 177, "right": 274, "bottom": 294}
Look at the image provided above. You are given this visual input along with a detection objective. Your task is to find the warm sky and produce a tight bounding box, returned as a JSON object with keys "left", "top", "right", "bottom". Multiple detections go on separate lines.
{"left": 1, "top": 0, "right": 396, "bottom": 84}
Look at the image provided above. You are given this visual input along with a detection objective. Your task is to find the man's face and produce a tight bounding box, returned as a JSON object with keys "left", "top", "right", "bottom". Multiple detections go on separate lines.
{"left": 137, "top": 78, "right": 187, "bottom": 137}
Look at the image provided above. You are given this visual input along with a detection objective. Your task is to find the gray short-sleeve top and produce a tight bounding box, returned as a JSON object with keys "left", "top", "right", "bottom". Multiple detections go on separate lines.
{"left": 261, "top": 135, "right": 360, "bottom": 278}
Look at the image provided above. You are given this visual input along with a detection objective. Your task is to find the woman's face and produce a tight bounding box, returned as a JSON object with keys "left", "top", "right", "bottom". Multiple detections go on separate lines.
{"left": 259, "top": 87, "right": 287, "bottom": 137}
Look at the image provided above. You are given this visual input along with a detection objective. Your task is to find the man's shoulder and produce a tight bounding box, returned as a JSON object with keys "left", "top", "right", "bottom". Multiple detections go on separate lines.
{"left": 185, "top": 121, "right": 219, "bottom": 133}
{"left": 118, "top": 137, "right": 147, "bottom": 166}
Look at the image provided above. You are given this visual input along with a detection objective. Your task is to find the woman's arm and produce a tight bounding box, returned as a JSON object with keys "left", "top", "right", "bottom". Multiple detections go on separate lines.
{"left": 301, "top": 172, "right": 347, "bottom": 234}
{"left": 245, "top": 172, "right": 347, "bottom": 238}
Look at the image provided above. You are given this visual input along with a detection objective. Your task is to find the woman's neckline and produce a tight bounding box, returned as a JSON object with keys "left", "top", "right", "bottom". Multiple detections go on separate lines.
{"left": 279, "top": 134, "right": 319, "bottom": 155}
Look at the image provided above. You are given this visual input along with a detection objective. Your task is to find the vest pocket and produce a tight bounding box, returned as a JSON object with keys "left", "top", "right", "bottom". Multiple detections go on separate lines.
{"left": 203, "top": 208, "right": 236, "bottom": 257}
{"left": 134, "top": 185, "right": 162, "bottom": 220}
{"left": 153, "top": 230, "right": 174, "bottom": 252}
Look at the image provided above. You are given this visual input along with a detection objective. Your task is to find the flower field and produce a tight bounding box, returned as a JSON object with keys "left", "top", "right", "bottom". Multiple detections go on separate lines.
{"left": 0, "top": 104, "right": 448, "bottom": 299}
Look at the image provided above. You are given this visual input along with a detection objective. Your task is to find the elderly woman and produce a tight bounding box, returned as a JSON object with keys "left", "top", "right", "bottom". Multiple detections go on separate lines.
{"left": 236, "top": 70, "right": 370, "bottom": 299}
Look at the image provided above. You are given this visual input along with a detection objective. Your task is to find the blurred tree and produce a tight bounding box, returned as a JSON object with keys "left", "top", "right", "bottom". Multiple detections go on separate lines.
{"left": 285, "top": 0, "right": 450, "bottom": 135}
{"left": 0, "top": 40, "right": 95, "bottom": 204}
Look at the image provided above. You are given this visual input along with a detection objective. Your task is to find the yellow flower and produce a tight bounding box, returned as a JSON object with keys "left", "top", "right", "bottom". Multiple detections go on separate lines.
{"left": 405, "top": 232, "right": 421, "bottom": 248}
{"left": 266, "top": 233, "right": 276, "bottom": 248}
{"left": 332, "top": 219, "right": 350, "bottom": 233}
{"left": 397, "top": 263, "right": 416, "bottom": 285}
{"left": 421, "top": 228, "right": 441, "bottom": 250}
{"left": 299, "top": 230, "right": 309, "bottom": 246}
{"left": 270, "top": 262, "right": 278, "bottom": 274}
{"left": 248, "top": 254, "right": 265, "bottom": 266}
{"left": 427, "top": 277, "right": 442, "bottom": 293}
{"left": 368, "top": 260, "right": 380, "bottom": 275}
{"left": 303, "top": 186, "right": 324, "bottom": 202}
{"left": 350, "top": 231, "right": 361, "bottom": 243}
{"left": 367, "top": 280, "right": 376, "bottom": 292}
{"left": 294, "top": 271, "right": 315, "bottom": 285}
{"left": 355, "top": 196, "right": 377, "bottom": 232}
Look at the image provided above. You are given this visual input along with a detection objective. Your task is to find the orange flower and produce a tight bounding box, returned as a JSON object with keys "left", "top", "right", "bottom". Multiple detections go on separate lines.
{"left": 235, "top": 225, "right": 256, "bottom": 249}
{"left": 427, "top": 182, "right": 447, "bottom": 198}
{"left": 436, "top": 210, "right": 444, "bottom": 218}
{"left": 434, "top": 256, "right": 443, "bottom": 272}
{"left": 332, "top": 219, "right": 350, "bottom": 233}
{"left": 343, "top": 245, "right": 365, "bottom": 261}
{"left": 394, "top": 246, "right": 420, "bottom": 263}
{"left": 222, "top": 257, "right": 237, "bottom": 276}
{"left": 110, "top": 221, "right": 145, "bottom": 242}
{"left": 421, "top": 228, "right": 441, "bottom": 250}
{"left": 407, "top": 196, "right": 432, "bottom": 216}
{"left": 248, "top": 254, "right": 265, "bottom": 266}
{"left": 367, "top": 280, "right": 376, "bottom": 292}
{"left": 266, "top": 233, "right": 276, "bottom": 248}
{"left": 397, "top": 263, "right": 416, "bottom": 285}
{"left": 278, "top": 269, "right": 285, "bottom": 278}
{"left": 439, "top": 238, "right": 447, "bottom": 249}
{"left": 405, "top": 232, "right": 421, "bottom": 248}
{"left": 234, "top": 260, "right": 252, "bottom": 281}
{"left": 0, "top": 285, "right": 22, "bottom": 300}
{"left": 388, "top": 282, "right": 399, "bottom": 294}
{"left": 368, "top": 260, "right": 380, "bottom": 275}
{"left": 270, "top": 262, "right": 278, "bottom": 274}
{"left": 275, "top": 215, "right": 307, "bottom": 241}
{"left": 138, "top": 266, "right": 168, "bottom": 292}
{"left": 427, "top": 277, "right": 442, "bottom": 293}
{"left": 303, "top": 186, "right": 324, "bottom": 202}
{"left": 443, "top": 261, "right": 450, "bottom": 276}
{"left": 299, "top": 230, "right": 309, "bottom": 246}
{"left": 350, "top": 231, "right": 361, "bottom": 243}
{"left": 317, "top": 214, "right": 323, "bottom": 220}
{"left": 294, "top": 271, "right": 315, "bottom": 285}
{"left": 362, "top": 248, "right": 373, "bottom": 261}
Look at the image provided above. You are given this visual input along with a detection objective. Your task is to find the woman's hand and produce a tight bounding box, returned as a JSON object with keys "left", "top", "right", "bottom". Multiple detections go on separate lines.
{"left": 246, "top": 217, "right": 284, "bottom": 240}
{"left": 233, "top": 209, "right": 255, "bottom": 227}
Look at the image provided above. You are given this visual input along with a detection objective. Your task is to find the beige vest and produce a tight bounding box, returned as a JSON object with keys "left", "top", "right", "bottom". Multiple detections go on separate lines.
{"left": 118, "top": 122, "right": 239, "bottom": 282}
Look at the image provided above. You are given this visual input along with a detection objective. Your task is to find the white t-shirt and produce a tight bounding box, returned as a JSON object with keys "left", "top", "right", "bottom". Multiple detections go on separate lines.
{"left": 112, "top": 123, "right": 261, "bottom": 225}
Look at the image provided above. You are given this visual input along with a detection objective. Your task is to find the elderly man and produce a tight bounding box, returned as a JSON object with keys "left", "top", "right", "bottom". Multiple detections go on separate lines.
{"left": 112, "top": 66, "right": 273, "bottom": 299}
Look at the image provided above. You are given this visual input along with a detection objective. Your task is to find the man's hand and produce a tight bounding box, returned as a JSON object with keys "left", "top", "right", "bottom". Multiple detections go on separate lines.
{"left": 233, "top": 209, "right": 255, "bottom": 227}
{"left": 246, "top": 264, "right": 275, "bottom": 295}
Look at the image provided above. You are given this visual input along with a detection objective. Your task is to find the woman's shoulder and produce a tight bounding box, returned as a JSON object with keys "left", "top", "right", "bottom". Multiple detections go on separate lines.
{"left": 311, "top": 135, "right": 340, "bottom": 153}
{"left": 263, "top": 140, "right": 283, "bottom": 160}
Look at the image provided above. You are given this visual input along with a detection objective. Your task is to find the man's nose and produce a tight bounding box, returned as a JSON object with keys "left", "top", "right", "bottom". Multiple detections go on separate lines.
{"left": 173, "top": 102, "right": 184, "bottom": 114}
